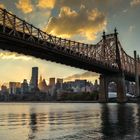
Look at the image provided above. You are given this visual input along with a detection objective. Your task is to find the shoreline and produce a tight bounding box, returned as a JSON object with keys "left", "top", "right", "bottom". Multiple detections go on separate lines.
{"left": 0, "top": 100, "right": 139, "bottom": 103}
{"left": 0, "top": 101, "right": 98, "bottom": 103}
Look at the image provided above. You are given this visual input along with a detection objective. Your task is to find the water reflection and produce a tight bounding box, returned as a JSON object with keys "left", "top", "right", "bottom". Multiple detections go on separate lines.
{"left": 28, "top": 109, "right": 49, "bottom": 140}
{"left": 28, "top": 113, "right": 37, "bottom": 139}
{"left": 101, "top": 104, "right": 137, "bottom": 140}
{"left": 0, "top": 103, "right": 140, "bottom": 140}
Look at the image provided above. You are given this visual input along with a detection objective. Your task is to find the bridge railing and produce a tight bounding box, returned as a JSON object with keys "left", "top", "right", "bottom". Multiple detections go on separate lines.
{"left": 0, "top": 8, "right": 101, "bottom": 58}
{"left": 118, "top": 42, "right": 135, "bottom": 74}
{"left": 0, "top": 8, "right": 112, "bottom": 65}
{"left": 0, "top": 8, "right": 139, "bottom": 76}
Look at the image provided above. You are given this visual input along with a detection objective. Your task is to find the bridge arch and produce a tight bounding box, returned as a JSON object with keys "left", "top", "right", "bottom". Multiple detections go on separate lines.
{"left": 99, "top": 74, "right": 127, "bottom": 103}
{"left": 108, "top": 81, "right": 117, "bottom": 100}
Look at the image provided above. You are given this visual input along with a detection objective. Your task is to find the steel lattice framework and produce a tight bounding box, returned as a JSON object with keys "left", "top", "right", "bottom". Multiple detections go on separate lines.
{"left": 0, "top": 8, "right": 139, "bottom": 80}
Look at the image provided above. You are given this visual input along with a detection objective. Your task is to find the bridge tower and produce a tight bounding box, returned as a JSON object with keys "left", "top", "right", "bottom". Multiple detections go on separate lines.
{"left": 134, "top": 50, "right": 140, "bottom": 97}
{"left": 99, "top": 29, "right": 127, "bottom": 103}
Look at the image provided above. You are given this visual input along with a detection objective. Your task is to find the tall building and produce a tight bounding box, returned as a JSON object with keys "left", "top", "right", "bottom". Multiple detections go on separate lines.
{"left": 9, "top": 82, "right": 21, "bottom": 94}
{"left": 49, "top": 78, "right": 55, "bottom": 86}
{"left": 56, "top": 78, "right": 63, "bottom": 89}
{"left": 57, "top": 78, "right": 63, "bottom": 84}
{"left": 30, "top": 67, "right": 38, "bottom": 91}
{"left": 1, "top": 85, "right": 8, "bottom": 94}
{"left": 38, "top": 76, "right": 48, "bottom": 93}
{"left": 21, "top": 79, "right": 29, "bottom": 94}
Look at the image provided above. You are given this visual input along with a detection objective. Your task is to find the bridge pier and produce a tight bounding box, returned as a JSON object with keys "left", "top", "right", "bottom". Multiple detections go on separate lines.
{"left": 99, "top": 75, "right": 108, "bottom": 102}
{"left": 99, "top": 74, "right": 127, "bottom": 103}
{"left": 134, "top": 51, "right": 140, "bottom": 97}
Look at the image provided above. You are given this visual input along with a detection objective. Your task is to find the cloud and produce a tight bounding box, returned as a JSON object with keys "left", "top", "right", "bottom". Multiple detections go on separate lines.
{"left": 25, "top": 9, "right": 51, "bottom": 28}
{"left": 0, "top": 2, "right": 5, "bottom": 9}
{"left": 37, "top": 0, "right": 56, "bottom": 9}
{"left": 55, "top": 0, "right": 110, "bottom": 10}
{"left": 129, "top": 25, "right": 135, "bottom": 32}
{"left": 0, "top": 50, "right": 32, "bottom": 61}
{"left": 16, "top": 0, "right": 33, "bottom": 14}
{"left": 64, "top": 72, "right": 99, "bottom": 81}
{"left": 45, "top": 6, "right": 107, "bottom": 41}
{"left": 130, "top": 0, "right": 140, "bottom": 6}
{"left": 56, "top": 0, "right": 82, "bottom": 8}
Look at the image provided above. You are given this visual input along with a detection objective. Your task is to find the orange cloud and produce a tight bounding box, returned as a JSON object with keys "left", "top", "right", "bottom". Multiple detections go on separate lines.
{"left": 45, "top": 6, "right": 107, "bottom": 41}
{"left": 0, "top": 2, "right": 5, "bottom": 9}
{"left": 37, "top": 0, "right": 56, "bottom": 9}
{"left": 130, "top": 0, "right": 140, "bottom": 6}
{"left": 0, "top": 51, "right": 31, "bottom": 61}
{"left": 16, "top": 0, "right": 33, "bottom": 14}
{"left": 64, "top": 72, "right": 99, "bottom": 82}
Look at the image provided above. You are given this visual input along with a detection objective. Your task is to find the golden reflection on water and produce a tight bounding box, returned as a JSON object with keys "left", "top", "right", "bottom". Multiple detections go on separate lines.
{"left": 0, "top": 103, "right": 140, "bottom": 140}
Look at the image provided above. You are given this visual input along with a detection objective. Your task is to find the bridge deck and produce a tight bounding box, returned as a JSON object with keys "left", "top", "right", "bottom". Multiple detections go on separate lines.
{"left": 0, "top": 8, "right": 139, "bottom": 81}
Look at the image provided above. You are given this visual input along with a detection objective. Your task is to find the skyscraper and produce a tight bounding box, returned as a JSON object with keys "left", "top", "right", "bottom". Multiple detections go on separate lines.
{"left": 56, "top": 78, "right": 63, "bottom": 89}
{"left": 9, "top": 82, "right": 21, "bottom": 94}
{"left": 56, "top": 78, "right": 63, "bottom": 84}
{"left": 49, "top": 78, "right": 55, "bottom": 86}
{"left": 1, "top": 85, "right": 8, "bottom": 94}
{"left": 21, "top": 79, "right": 29, "bottom": 94}
{"left": 30, "top": 67, "right": 38, "bottom": 91}
{"left": 38, "top": 76, "right": 48, "bottom": 93}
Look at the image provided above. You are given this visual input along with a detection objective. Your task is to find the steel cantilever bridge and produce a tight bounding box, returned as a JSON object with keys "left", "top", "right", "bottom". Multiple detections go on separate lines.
{"left": 0, "top": 8, "right": 139, "bottom": 102}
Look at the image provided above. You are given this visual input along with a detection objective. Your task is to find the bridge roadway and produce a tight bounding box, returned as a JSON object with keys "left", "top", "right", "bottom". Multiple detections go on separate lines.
{"left": 0, "top": 8, "right": 139, "bottom": 82}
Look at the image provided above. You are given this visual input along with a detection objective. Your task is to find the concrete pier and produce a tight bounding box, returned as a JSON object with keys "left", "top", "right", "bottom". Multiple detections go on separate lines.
{"left": 99, "top": 74, "right": 127, "bottom": 103}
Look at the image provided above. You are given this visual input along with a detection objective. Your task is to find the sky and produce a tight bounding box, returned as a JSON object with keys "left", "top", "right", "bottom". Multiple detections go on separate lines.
{"left": 0, "top": 0, "right": 140, "bottom": 85}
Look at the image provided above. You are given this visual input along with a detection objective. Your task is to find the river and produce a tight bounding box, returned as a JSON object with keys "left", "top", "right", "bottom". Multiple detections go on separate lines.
{"left": 0, "top": 103, "right": 140, "bottom": 140}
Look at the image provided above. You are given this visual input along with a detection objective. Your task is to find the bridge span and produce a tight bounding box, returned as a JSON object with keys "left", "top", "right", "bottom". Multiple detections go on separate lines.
{"left": 0, "top": 8, "right": 140, "bottom": 102}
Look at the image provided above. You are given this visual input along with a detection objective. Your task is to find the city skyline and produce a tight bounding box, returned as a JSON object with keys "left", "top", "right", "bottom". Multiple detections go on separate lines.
{"left": 0, "top": 66, "right": 99, "bottom": 98}
{"left": 0, "top": 0, "right": 140, "bottom": 84}
{"left": 0, "top": 66, "right": 98, "bottom": 89}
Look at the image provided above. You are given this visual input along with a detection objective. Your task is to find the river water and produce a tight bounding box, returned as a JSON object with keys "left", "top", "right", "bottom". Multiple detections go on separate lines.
{"left": 0, "top": 103, "right": 140, "bottom": 140}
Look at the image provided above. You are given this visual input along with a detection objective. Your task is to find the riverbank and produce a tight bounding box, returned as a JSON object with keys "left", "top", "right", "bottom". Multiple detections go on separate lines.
{"left": 0, "top": 101, "right": 98, "bottom": 103}
{"left": 0, "top": 100, "right": 140, "bottom": 103}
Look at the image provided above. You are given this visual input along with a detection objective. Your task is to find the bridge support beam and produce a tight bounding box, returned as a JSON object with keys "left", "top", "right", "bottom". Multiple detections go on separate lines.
{"left": 134, "top": 51, "right": 140, "bottom": 97}
{"left": 117, "top": 75, "right": 127, "bottom": 103}
{"left": 99, "top": 75, "right": 108, "bottom": 102}
{"left": 99, "top": 74, "right": 127, "bottom": 103}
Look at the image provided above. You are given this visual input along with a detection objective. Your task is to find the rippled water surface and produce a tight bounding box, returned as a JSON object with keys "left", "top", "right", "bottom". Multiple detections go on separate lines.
{"left": 0, "top": 103, "right": 140, "bottom": 140}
